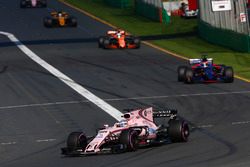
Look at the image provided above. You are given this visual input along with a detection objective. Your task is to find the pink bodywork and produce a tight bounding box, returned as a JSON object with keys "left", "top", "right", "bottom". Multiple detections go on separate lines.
{"left": 31, "top": 0, "right": 37, "bottom": 7}
{"left": 85, "top": 107, "right": 158, "bottom": 153}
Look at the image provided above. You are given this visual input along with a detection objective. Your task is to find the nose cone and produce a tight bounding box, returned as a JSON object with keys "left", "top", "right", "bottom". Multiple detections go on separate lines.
{"left": 32, "top": 0, "right": 37, "bottom": 6}
{"left": 59, "top": 17, "right": 65, "bottom": 26}
{"left": 85, "top": 143, "right": 98, "bottom": 153}
{"left": 119, "top": 39, "right": 126, "bottom": 48}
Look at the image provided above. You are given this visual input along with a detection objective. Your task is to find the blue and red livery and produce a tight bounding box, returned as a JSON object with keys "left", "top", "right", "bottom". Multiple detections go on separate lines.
{"left": 178, "top": 56, "right": 234, "bottom": 83}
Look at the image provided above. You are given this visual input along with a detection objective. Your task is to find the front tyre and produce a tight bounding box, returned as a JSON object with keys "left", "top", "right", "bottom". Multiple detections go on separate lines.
{"left": 69, "top": 17, "right": 77, "bottom": 27}
{"left": 168, "top": 120, "right": 189, "bottom": 142}
{"left": 67, "top": 132, "right": 88, "bottom": 150}
{"left": 98, "top": 36, "right": 105, "bottom": 48}
{"left": 120, "top": 129, "right": 138, "bottom": 151}
{"left": 43, "top": 17, "right": 53, "bottom": 27}
{"left": 103, "top": 39, "right": 110, "bottom": 49}
{"left": 133, "top": 37, "right": 140, "bottom": 49}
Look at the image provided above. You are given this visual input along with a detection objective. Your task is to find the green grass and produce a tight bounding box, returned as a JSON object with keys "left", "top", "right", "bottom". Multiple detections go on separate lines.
{"left": 63, "top": 0, "right": 250, "bottom": 80}
{"left": 63, "top": 0, "right": 197, "bottom": 35}
{"left": 153, "top": 38, "right": 250, "bottom": 79}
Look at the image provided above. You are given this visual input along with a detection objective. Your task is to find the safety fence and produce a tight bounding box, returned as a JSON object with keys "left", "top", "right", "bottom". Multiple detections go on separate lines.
{"left": 199, "top": 0, "right": 249, "bottom": 34}
{"left": 135, "top": 0, "right": 162, "bottom": 21}
{"left": 103, "top": 0, "right": 133, "bottom": 8}
{"left": 199, "top": 20, "right": 250, "bottom": 52}
{"left": 198, "top": 0, "right": 250, "bottom": 52}
{"left": 135, "top": 0, "right": 170, "bottom": 24}
{"left": 103, "top": 0, "right": 170, "bottom": 24}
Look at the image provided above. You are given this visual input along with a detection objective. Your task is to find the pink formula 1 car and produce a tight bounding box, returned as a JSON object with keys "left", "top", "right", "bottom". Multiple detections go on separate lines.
{"left": 61, "top": 107, "right": 190, "bottom": 156}
{"left": 20, "top": 0, "right": 47, "bottom": 8}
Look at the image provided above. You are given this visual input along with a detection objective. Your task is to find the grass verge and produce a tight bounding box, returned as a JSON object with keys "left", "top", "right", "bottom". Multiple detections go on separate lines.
{"left": 62, "top": 0, "right": 250, "bottom": 80}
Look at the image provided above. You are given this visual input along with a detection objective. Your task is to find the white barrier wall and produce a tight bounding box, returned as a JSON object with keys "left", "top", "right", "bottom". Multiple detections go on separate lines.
{"left": 199, "top": 0, "right": 249, "bottom": 34}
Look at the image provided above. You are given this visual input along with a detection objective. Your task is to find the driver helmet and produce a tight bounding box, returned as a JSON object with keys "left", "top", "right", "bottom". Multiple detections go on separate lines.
{"left": 58, "top": 12, "right": 62, "bottom": 17}
{"left": 116, "top": 29, "right": 122, "bottom": 38}
{"left": 117, "top": 33, "right": 121, "bottom": 38}
{"left": 202, "top": 62, "right": 208, "bottom": 68}
{"left": 118, "top": 119, "right": 128, "bottom": 127}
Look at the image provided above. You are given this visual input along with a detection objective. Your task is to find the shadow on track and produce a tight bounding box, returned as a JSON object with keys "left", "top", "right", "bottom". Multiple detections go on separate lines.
{"left": 0, "top": 31, "right": 196, "bottom": 48}
{"left": 0, "top": 37, "right": 98, "bottom": 48}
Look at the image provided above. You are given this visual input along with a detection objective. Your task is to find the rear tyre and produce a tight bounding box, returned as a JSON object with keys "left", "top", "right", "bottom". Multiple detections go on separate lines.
{"left": 67, "top": 132, "right": 87, "bottom": 150}
{"left": 168, "top": 120, "right": 189, "bottom": 142}
{"left": 20, "top": 0, "right": 26, "bottom": 8}
{"left": 224, "top": 66, "right": 234, "bottom": 83}
{"left": 120, "top": 129, "right": 138, "bottom": 151}
{"left": 177, "top": 66, "right": 187, "bottom": 82}
{"left": 184, "top": 68, "right": 193, "bottom": 84}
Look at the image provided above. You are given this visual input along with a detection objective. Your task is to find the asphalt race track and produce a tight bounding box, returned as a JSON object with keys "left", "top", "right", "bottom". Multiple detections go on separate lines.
{"left": 0, "top": 1, "right": 250, "bottom": 167}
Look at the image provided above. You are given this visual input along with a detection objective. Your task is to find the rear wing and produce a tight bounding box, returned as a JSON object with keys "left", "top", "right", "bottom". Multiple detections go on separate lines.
{"left": 189, "top": 58, "right": 213, "bottom": 65}
{"left": 107, "top": 31, "right": 117, "bottom": 35}
{"left": 50, "top": 11, "right": 68, "bottom": 17}
{"left": 107, "top": 30, "right": 126, "bottom": 35}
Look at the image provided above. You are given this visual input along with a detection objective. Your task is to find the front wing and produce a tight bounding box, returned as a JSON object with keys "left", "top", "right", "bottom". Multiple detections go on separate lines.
{"left": 61, "top": 144, "right": 126, "bottom": 156}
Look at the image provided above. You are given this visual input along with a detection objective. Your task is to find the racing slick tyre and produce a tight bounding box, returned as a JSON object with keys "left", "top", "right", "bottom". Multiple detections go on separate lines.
{"left": 103, "top": 39, "right": 110, "bottom": 49}
{"left": 98, "top": 36, "right": 105, "bottom": 48}
{"left": 69, "top": 17, "right": 77, "bottom": 27}
{"left": 223, "top": 66, "right": 234, "bottom": 83}
{"left": 120, "top": 129, "right": 138, "bottom": 151}
{"left": 43, "top": 17, "right": 53, "bottom": 28}
{"left": 168, "top": 120, "right": 189, "bottom": 142}
{"left": 177, "top": 66, "right": 187, "bottom": 82}
{"left": 67, "top": 132, "right": 88, "bottom": 150}
{"left": 133, "top": 37, "right": 140, "bottom": 49}
{"left": 41, "top": 0, "right": 47, "bottom": 7}
{"left": 184, "top": 68, "right": 194, "bottom": 84}
{"left": 20, "top": 0, "right": 26, "bottom": 8}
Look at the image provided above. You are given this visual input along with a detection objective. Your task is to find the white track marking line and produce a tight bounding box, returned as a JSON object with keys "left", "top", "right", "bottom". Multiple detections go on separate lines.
{"left": 197, "top": 124, "right": 214, "bottom": 128}
{"left": 232, "top": 121, "right": 250, "bottom": 125}
{"left": 36, "top": 138, "right": 56, "bottom": 143}
{"left": 0, "top": 90, "right": 250, "bottom": 110}
{"left": 0, "top": 31, "right": 123, "bottom": 121}
{"left": 1, "top": 142, "right": 16, "bottom": 145}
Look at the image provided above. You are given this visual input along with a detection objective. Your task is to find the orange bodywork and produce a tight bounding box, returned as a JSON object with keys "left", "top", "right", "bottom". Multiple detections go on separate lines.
{"left": 50, "top": 11, "right": 69, "bottom": 26}
{"left": 58, "top": 17, "right": 65, "bottom": 26}
{"left": 105, "top": 30, "right": 137, "bottom": 49}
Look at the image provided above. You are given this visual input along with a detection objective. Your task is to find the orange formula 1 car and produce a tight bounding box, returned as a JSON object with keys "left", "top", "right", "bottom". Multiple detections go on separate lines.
{"left": 98, "top": 30, "right": 140, "bottom": 49}
{"left": 43, "top": 11, "right": 77, "bottom": 28}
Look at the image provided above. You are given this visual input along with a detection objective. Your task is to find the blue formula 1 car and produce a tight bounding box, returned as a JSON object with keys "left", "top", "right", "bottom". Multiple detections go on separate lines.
{"left": 177, "top": 56, "right": 234, "bottom": 84}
